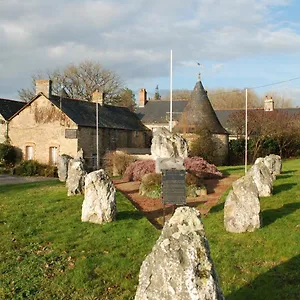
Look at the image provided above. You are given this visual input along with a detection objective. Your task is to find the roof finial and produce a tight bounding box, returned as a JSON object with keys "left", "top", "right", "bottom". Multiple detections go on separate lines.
{"left": 197, "top": 62, "right": 201, "bottom": 82}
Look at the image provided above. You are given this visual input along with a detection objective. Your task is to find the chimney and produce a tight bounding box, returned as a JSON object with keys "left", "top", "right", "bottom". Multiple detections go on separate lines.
{"left": 92, "top": 90, "right": 104, "bottom": 105}
{"left": 139, "top": 88, "right": 147, "bottom": 107}
{"left": 35, "top": 80, "right": 52, "bottom": 98}
{"left": 264, "top": 95, "right": 274, "bottom": 112}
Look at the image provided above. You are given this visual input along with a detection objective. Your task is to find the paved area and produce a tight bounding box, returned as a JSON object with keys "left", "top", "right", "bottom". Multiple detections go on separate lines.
{"left": 0, "top": 174, "right": 57, "bottom": 185}
{"left": 114, "top": 174, "right": 240, "bottom": 229}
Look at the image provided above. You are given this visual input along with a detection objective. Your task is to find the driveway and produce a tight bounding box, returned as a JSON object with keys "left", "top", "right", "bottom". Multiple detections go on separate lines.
{"left": 0, "top": 174, "right": 57, "bottom": 185}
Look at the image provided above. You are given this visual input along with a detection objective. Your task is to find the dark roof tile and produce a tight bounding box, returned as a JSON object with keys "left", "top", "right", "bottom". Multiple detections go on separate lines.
{"left": 0, "top": 98, "right": 26, "bottom": 120}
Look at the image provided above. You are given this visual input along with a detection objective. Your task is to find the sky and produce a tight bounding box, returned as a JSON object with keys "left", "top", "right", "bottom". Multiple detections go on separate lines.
{"left": 1, "top": 0, "right": 300, "bottom": 106}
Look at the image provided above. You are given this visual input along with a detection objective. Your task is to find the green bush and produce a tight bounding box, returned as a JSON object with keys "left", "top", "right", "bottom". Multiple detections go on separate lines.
{"left": 189, "top": 128, "right": 217, "bottom": 163}
{"left": 0, "top": 143, "right": 17, "bottom": 165}
{"left": 14, "top": 160, "right": 57, "bottom": 177}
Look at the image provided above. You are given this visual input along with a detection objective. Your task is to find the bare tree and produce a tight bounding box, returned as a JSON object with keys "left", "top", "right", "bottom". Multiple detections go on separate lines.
{"left": 18, "top": 60, "right": 123, "bottom": 104}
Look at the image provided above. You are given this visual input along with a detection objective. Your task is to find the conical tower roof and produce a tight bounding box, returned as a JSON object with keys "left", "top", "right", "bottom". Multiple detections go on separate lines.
{"left": 178, "top": 80, "right": 228, "bottom": 134}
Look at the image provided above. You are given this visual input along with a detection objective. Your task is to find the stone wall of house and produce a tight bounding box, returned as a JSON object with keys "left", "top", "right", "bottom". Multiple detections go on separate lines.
{"left": 8, "top": 96, "right": 78, "bottom": 164}
{"left": 0, "top": 115, "right": 7, "bottom": 143}
{"left": 212, "top": 133, "right": 229, "bottom": 166}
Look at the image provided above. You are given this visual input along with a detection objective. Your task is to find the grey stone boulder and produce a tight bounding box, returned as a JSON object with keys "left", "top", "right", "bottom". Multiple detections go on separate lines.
{"left": 57, "top": 154, "right": 73, "bottom": 182}
{"left": 135, "top": 206, "right": 224, "bottom": 300}
{"left": 81, "top": 169, "right": 116, "bottom": 224}
{"left": 151, "top": 127, "right": 188, "bottom": 160}
{"left": 224, "top": 175, "right": 261, "bottom": 233}
{"left": 155, "top": 157, "right": 185, "bottom": 173}
{"left": 265, "top": 154, "right": 282, "bottom": 177}
{"left": 66, "top": 158, "right": 86, "bottom": 196}
{"left": 255, "top": 154, "right": 282, "bottom": 179}
{"left": 247, "top": 161, "right": 273, "bottom": 197}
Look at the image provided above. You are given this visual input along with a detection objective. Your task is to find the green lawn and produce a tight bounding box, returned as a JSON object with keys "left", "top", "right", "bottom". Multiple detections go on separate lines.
{"left": 1, "top": 159, "right": 300, "bottom": 299}
{"left": 205, "top": 158, "right": 300, "bottom": 299}
{"left": 0, "top": 181, "right": 159, "bottom": 299}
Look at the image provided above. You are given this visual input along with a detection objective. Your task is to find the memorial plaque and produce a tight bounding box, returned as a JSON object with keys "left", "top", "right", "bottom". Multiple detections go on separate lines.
{"left": 65, "top": 129, "right": 78, "bottom": 139}
{"left": 161, "top": 169, "right": 186, "bottom": 205}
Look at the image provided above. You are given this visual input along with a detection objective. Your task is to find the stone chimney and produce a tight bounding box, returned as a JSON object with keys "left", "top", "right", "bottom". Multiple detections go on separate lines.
{"left": 35, "top": 80, "right": 52, "bottom": 98}
{"left": 92, "top": 90, "right": 104, "bottom": 105}
{"left": 139, "top": 88, "right": 147, "bottom": 107}
{"left": 264, "top": 95, "right": 274, "bottom": 112}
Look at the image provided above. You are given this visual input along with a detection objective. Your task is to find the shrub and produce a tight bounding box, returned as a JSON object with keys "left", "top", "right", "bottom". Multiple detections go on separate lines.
{"left": 0, "top": 143, "right": 17, "bottom": 165}
{"left": 103, "top": 151, "right": 136, "bottom": 176}
{"left": 124, "top": 160, "right": 155, "bottom": 181}
{"left": 186, "top": 172, "right": 202, "bottom": 186}
{"left": 141, "top": 173, "right": 162, "bottom": 186}
{"left": 184, "top": 157, "right": 222, "bottom": 179}
{"left": 14, "top": 160, "right": 57, "bottom": 177}
{"left": 189, "top": 128, "right": 217, "bottom": 163}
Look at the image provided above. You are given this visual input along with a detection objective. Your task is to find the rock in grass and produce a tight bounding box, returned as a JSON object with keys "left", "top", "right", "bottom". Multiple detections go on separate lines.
{"left": 247, "top": 161, "right": 273, "bottom": 197}
{"left": 224, "top": 175, "right": 261, "bottom": 233}
{"left": 57, "top": 154, "right": 73, "bottom": 182}
{"left": 66, "top": 158, "right": 86, "bottom": 196}
{"left": 135, "top": 206, "right": 224, "bottom": 300}
{"left": 81, "top": 169, "right": 116, "bottom": 224}
{"left": 255, "top": 154, "right": 282, "bottom": 179}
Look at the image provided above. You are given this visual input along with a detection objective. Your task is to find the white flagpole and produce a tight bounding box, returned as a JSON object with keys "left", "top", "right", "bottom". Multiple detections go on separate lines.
{"left": 245, "top": 88, "right": 248, "bottom": 174}
{"left": 169, "top": 49, "right": 173, "bottom": 132}
{"left": 96, "top": 93, "right": 99, "bottom": 169}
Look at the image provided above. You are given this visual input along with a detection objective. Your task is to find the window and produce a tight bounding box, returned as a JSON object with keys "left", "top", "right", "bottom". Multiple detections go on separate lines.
{"left": 25, "top": 146, "right": 34, "bottom": 160}
{"left": 49, "top": 147, "right": 58, "bottom": 165}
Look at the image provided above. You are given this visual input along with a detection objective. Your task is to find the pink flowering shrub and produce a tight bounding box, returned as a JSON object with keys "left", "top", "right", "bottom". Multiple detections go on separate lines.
{"left": 184, "top": 157, "right": 222, "bottom": 179}
{"left": 123, "top": 160, "right": 155, "bottom": 181}
{"left": 124, "top": 156, "right": 222, "bottom": 182}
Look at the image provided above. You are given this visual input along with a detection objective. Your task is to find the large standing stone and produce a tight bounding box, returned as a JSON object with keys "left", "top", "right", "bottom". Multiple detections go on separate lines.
{"left": 265, "top": 154, "right": 282, "bottom": 177}
{"left": 135, "top": 206, "right": 224, "bottom": 300}
{"left": 66, "top": 158, "right": 86, "bottom": 196}
{"left": 255, "top": 154, "right": 282, "bottom": 179}
{"left": 81, "top": 169, "right": 116, "bottom": 224}
{"left": 57, "top": 154, "right": 73, "bottom": 182}
{"left": 247, "top": 162, "right": 273, "bottom": 197}
{"left": 224, "top": 175, "right": 261, "bottom": 233}
{"left": 151, "top": 127, "right": 188, "bottom": 160}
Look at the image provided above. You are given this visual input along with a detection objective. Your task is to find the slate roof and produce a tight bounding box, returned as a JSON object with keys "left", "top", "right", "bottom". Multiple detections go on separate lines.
{"left": 0, "top": 98, "right": 26, "bottom": 120}
{"left": 49, "top": 95, "right": 149, "bottom": 131}
{"left": 178, "top": 81, "right": 228, "bottom": 134}
{"left": 136, "top": 95, "right": 300, "bottom": 134}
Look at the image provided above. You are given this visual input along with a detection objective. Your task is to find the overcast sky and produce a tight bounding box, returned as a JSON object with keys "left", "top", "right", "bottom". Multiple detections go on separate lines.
{"left": 1, "top": 0, "right": 300, "bottom": 105}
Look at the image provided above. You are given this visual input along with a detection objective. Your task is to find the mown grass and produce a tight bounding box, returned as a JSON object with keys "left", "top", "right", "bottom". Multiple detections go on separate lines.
{"left": 1, "top": 159, "right": 300, "bottom": 299}
{"left": 0, "top": 180, "right": 159, "bottom": 299}
{"left": 204, "top": 158, "right": 300, "bottom": 299}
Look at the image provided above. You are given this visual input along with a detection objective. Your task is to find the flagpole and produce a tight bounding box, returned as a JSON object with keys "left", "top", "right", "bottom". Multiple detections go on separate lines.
{"left": 169, "top": 49, "right": 173, "bottom": 132}
{"left": 96, "top": 92, "right": 99, "bottom": 169}
{"left": 245, "top": 88, "right": 248, "bottom": 174}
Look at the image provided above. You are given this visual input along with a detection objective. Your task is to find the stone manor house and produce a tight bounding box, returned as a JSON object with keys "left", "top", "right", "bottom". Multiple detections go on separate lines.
{"left": 4, "top": 80, "right": 151, "bottom": 169}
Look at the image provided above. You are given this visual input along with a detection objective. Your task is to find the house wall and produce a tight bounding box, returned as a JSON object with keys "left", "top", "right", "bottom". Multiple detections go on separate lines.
{"left": 0, "top": 115, "right": 7, "bottom": 143}
{"left": 212, "top": 134, "right": 229, "bottom": 166}
{"left": 77, "top": 126, "right": 151, "bottom": 168}
{"left": 8, "top": 96, "right": 78, "bottom": 164}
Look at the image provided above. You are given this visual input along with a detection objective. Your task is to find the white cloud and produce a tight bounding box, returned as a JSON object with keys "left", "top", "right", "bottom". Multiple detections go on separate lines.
{"left": 0, "top": 0, "right": 300, "bottom": 99}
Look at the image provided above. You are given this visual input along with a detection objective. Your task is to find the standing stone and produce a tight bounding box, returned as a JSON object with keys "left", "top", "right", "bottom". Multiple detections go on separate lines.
{"left": 151, "top": 127, "right": 188, "bottom": 160}
{"left": 255, "top": 154, "right": 282, "bottom": 179}
{"left": 81, "top": 169, "right": 116, "bottom": 224}
{"left": 57, "top": 154, "right": 73, "bottom": 182}
{"left": 247, "top": 162, "right": 273, "bottom": 197}
{"left": 224, "top": 175, "right": 261, "bottom": 233}
{"left": 66, "top": 158, "right": 86, "bottom": 196}
{"left": 135, "top": 207, "right": 224, "bottom": 300}
{"left": 265, "top": 154, "right": 282, "bottom": 177}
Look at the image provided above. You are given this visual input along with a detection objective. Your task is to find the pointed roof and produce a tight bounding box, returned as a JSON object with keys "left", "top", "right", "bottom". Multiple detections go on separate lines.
{"left": 178, "top": 80, "right": 228, "bottom": 134}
